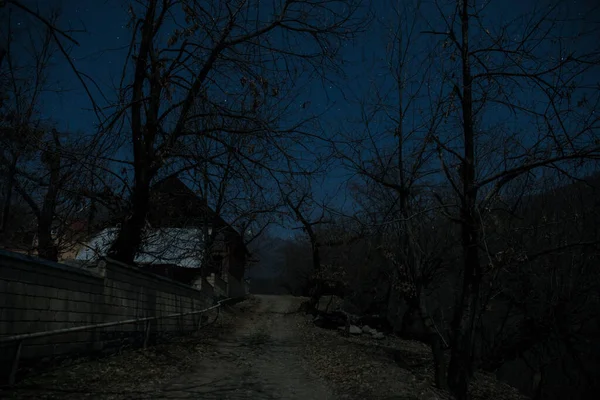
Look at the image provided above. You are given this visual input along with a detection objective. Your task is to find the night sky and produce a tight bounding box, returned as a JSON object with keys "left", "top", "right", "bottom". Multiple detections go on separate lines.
{"left": 44, "top": 0, "right": 373, "bottom": 218}
{"left": 42, "top": 1, "right": 132, "bottom": 131}
{"left": 47, "top": 0, "right": 358, "bottom": 130}
{"left": 23, "top": 0, "right": 596, "bottom": 132}
{"left": 7, "top": 0, "right": 598, "bottom": 240}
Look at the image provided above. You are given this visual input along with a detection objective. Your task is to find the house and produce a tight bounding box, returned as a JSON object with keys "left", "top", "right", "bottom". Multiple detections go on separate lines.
{"left": 0, "top": 230, "right": 36, "bottom": 256}
{"left": 0, "top": 202, "right": 38, "bottom": 256}
{"left": 72, "top": 176, "right": 249, "bottom": 298}
{"left": 74, "top": 227, "right": 206, "bottom": 287}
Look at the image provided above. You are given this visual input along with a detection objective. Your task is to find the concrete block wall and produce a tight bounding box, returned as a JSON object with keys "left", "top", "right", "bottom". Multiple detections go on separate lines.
{"left": 0, "top": 250, "right": 212, "bottom": 378}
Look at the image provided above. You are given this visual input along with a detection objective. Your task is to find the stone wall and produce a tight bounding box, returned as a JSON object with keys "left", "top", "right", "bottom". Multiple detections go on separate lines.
{"left": 0, "top": 250, "right": 213, "bottom": 381}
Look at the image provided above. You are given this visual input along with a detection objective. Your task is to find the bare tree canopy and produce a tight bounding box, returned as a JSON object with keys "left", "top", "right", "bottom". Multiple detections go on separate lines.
{"left": 1, "top": 0, "right": 599, "bottom": 398}
{"left": 97, "top": 0, "right": 365, "bottom": 264}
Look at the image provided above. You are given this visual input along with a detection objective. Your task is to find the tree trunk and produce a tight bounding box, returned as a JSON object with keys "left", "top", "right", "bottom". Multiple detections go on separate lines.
{"left": 0, "top": 48, "right": 6, "bottom": 72}
{"left": 308, "top": 240, "right": 322, "bottom": 308}
{"left": 447, "top": 1, "right": 480, "bottom": 398}
{"left": 109, "top": 0, "right": 159, "bottom": 265}
{"left": 0, "top": 158, "right": 16, "bottom": 232}
{"left": 431, "top": 330, "right": 448, "bottom": 390}
{"left": 447, "top": 256, "right": 480, "bottom": 399}
{"left": 406, "top": 291, "right": 449, "bottom": 391}
{"left": 446, "top": 153, "right": 481, "bottom": 397}
{"left": 37, "top": 218, "right": 58, "bottom": 261}
{"left": 37, "top": 137, "right": 61, "bottom": 262}
{"left": 108, "top": 181, "right": 151, "bottom": 265}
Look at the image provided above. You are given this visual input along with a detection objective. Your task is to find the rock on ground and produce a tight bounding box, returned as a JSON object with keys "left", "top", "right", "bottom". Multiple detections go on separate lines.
{"left": 301, "top": 310, "right": 530, "bottom": 400}
{"left": 371, "top": 331, "right": 385, "bottom": 340}
{"left": 348, "top": 325, "right": 362, "bottom": 334}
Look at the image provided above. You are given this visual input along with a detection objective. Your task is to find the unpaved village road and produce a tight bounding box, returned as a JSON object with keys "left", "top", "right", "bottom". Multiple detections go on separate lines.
{"left": 3, "top": 295, "right": 528, "bottom": 400}
{"left": 158, "top": 295, "right": 335, "bottom": 399}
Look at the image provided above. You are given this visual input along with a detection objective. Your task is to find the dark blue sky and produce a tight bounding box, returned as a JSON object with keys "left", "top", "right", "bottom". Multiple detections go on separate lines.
{"left": 46, "top": 0, "right": 373, "bottom": 223}
{"left": 41, "top": 0, "right": 131, "bottom": 130}
{"left": 48, "top": 0, "right": 362, "bottom": 130}
{"left": 35, "top": 0, "right": 596, "bottom": 136}
{"left": 11, "top": 0, "right": 598, "bottom": 237}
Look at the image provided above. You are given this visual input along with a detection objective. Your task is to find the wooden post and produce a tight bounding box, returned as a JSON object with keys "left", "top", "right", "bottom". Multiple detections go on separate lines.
{"left": 344, "top": 312, "right": 350, "bottom": 337}
{"left": 9, "top": 340, "right": 23, "bottom": 386}
{"left": 191, "top": 298, "right": 196, "bottom": 334}
{"left": 143, "top": 321, "right": 151, "bottom": 349}
{"left": 196, "top": 312, "right": 203, "bottom": 333}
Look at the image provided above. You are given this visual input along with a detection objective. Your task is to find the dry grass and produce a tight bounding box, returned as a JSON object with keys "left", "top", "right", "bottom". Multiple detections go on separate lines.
{"left": 298, "top": 315, "right": 528, "bottom": 400}
{"left": 0, "top": 308, "right": 236, "bottom": 400}
{"left": 1, "top": 297, "right": 529, "bottom": 400}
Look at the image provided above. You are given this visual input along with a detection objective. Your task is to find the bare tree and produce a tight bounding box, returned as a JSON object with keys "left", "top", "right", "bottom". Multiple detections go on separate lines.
{"left": 333, "top": 0, "right": 455, "bottom": 388}
{"left": 280, "top": 177, "right": 329, "bottom": 304}
{"left": 178, "top": 105, "right": 283, "bottom": 276}
{"left": 421, "top": 0, "right": 600, "bottom": 397}
{"left": 473, "top": 172, "right": 600, "bottom": 399}
{"left": 15, "top": 130, "right": 93, "bottom": 260}
{"left": 0, "top": 5, "right": 55, "bottom": 233}
{"left": 102, "top": 0, "right": 364, "bottom": 264}
{"left": 1, "top": 0, "right": 105, "bottom": 123}
{"left": 0, "top": 4, "right": 110, "bottom": 261}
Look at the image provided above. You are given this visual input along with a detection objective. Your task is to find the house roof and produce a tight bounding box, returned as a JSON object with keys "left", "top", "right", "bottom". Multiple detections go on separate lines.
{"left": 76, "top": 227, "right": 207, "bottom": 268}
{"left": 78, "top": 176, "right": 245, "bottom": 239}
{"left": 147, "top": 176, "right": 225, "bottom": 228}
{"left": 148, "top": 176, "right": 248, "bottom": 252}
{"left": 17, "top": 175, "right": 249, "bottom": 263}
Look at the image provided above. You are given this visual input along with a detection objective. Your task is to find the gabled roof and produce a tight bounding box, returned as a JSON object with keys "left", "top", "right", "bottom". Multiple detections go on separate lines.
{"left": 148, "top": 176, "right": 247, "bottom": 249}
{"left": 147, "top": 176, "right": 224, "bottom": 228}
{"left": 79, "top": 176, "right": 244, "bottom": 239}
{"left": 76, "top": 227, "right": 207, "bottom": 268}
{"left": 43, "top": 176, "right": 249, "bottom": 263}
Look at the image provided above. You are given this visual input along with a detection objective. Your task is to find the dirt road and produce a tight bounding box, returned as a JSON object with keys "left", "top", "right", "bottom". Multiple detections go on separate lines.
{"left": 158, "top": 295, "right": 336, "bottom": 399}
{"left": 3, "top": 295, "right": 528, "bottom": 400}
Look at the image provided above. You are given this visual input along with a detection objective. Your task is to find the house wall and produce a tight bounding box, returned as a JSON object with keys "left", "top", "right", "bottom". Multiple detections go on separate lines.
{"left": 207, "top": 273, "right": 227, "bottom": 298}
{"left": 59, "top": 246, "right": 81, "bottom": 262}
{"left": 225, "top": 237, "right": 246, "bottom": 281}
{"left": 221, "top": 250, "right": 230, "bottom": 281}
{"left": 232, "top": 241, "right": 247, "bottom": 299}
{"left": 227, "top": 272, "right": 246, "bottom": 298}
{"left": 220, "top": 237, "right": 246, "bottom": 298}
{"left": 198, "top": 277, "right": 214, "bottom": 299}
{"left": 0, "top": 249, "right": 213, "bottom": 382}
